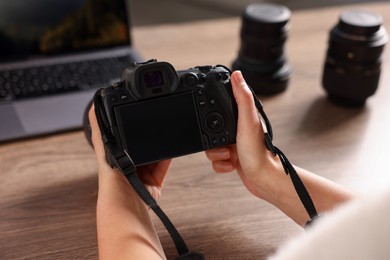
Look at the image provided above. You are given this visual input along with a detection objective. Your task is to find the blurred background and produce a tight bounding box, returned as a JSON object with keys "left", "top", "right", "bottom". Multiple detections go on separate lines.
{"left": 131, "top": 0, "right": 387, "bottom": 26}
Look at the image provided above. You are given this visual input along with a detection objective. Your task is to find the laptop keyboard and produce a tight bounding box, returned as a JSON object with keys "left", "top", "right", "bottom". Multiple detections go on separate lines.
{"left": 0, "top": 55, "right": 133, "bottom": 102}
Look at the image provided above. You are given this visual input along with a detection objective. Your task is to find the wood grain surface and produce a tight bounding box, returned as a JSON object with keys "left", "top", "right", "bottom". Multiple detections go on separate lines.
{"left": 1, "top": 2, "right": 390, "bottom": 259}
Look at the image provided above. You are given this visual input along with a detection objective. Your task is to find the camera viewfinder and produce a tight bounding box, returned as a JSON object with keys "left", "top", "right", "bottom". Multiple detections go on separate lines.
{"left": 144, "top": 70, "right": 165, "bottom": 88}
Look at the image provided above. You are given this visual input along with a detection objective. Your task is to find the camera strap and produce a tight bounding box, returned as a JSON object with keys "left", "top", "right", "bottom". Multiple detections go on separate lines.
{"left": 248, "top": 88, "right": 320, "bottom": 226}
{"left": 93, "top": 89, "right": 204, "bottom": 260}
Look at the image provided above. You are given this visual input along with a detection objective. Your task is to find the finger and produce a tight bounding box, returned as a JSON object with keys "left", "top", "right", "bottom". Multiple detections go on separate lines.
{"left": 146, "top": 185, "right": 162, "bottom": 200}
{"left": 88, "top": 105, "right": 102, "bottom": 148}
{"left": 88, "top": 105, "right": 104, "bottom": 158}
{"left": 139, "top": 160, "right": 172, "bottom": 188}
{"left": 150, "top": 159, "right": 172, "bottom": 188}
{"left": 205, "top": 148, "right": 230, "bottom": 161}
{"left": 230, "top": 71, "right": 263, "bottom": 136}
{"left": 212, "top": 160, "right": 235, "bottom": 173}
{"left": 230, "top": 71, "right": 266, "bottom": 164}
{"left": 88, "top": 105, "right": 109, "bottom": 169}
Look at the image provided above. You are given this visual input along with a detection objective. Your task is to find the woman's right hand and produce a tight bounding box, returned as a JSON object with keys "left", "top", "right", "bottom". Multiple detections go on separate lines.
{"left": 205, "top": 71, "right": 282, "bottom": 200}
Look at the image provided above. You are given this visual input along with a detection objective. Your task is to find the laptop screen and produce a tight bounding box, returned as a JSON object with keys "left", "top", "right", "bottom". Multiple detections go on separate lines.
{"left": 0, "top": 0, "right": 131, "bottom": 61}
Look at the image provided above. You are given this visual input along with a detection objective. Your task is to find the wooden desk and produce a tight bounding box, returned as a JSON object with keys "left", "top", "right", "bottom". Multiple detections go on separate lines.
{"left": 1, "top": 3, "right": 390, "bottom": 259}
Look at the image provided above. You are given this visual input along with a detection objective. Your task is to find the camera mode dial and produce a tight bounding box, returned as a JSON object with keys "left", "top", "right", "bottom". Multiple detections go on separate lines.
{"left": 181, "top": 72, "right": 199, "bottom": 87}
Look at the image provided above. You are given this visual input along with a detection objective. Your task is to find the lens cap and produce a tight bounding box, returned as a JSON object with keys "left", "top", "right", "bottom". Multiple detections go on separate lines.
{"left": 339, "top": 10, "right": 383, "bottom": 36}
{"left": 242, "top": 3, "right": 290, "bottom": 36}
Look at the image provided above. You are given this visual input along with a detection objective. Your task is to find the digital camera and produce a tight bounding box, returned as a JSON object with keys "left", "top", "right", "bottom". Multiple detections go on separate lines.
{"left": 85, "top": 60, "right": 238, "bottom": 166}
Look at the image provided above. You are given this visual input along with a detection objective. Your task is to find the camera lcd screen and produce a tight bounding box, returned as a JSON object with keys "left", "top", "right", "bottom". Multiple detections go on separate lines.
{"left": 143, "top": 71, "right": 164, "bottom": 88}
{"left": 114, "top": 91, "right": 204, "bottom": 166}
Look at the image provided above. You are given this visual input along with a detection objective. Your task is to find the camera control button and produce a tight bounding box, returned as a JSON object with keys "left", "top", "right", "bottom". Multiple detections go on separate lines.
{"left": 212, "top": 138, "right": 219, "bottom": 146}
{"left": 197, "top": 89, "right": 204, "bottom": 96}
{"left": 196, "top": 65, "right": 213, "bottom": 73}
{"left": 220, "top": 136, "right": 227, "bottom": 143}
{"left": 209, "top": 98, "right": 216, "bottom": 105}
{"left": 211, "top": 119, "right": 220, "bottom": 128}
{"left": 221, "top": 73, "right": 230, "bottom": 81}
{"left": 182, "top": 73, "right": 198, "bottom": 87}
{"left": 111, "top": 96, "right": 119, "bottom": 102}
{"left": 120, "top": 95, "right": 128, "bottom": 100}
{"left": 111, "top": 81, "right": 123, "bottom": 89}
{"left": 205, "top": 112, "right": 225, "bottom": 133}
{"left": 198, "top": 73, "right": 206, "bottom": 83}
{"left": 199, "top": 100, "right": 206, "bottom": 106}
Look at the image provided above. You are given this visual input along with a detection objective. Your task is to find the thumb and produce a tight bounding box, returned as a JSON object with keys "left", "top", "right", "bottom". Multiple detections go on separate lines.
{"left": 230, "top": 70, "right": 269, "bottom": 175}
{"left": 230, "top": 71, "right": 264, "bottom": 137}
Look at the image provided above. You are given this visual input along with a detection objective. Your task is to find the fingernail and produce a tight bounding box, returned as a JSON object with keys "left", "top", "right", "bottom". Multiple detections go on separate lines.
{"left": 219, "top": 148, "right": 229, "bottom": 157}
{"left": 232, "top": 70, "right": 244, "bottom": 84}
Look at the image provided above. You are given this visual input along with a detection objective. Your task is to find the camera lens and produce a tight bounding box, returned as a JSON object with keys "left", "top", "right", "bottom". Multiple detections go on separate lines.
{"left": 205, "top": 112, "right": 225, "bottom": 133}
{"left": 322, "top": 10, "right": 388, "bottom": 106}
{"left": 232, "top": 3, "right": 291, "bottom": 95}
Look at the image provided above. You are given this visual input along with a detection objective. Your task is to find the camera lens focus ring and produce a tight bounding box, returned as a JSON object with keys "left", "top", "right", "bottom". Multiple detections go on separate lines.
{"left": 205, "top": 112, "right": 225, "bottom": 133}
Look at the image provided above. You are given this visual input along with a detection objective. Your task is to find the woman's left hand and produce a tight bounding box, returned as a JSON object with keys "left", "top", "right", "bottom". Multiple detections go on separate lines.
{"left": 88, "top": 105, "right": 171, "bottom": 200}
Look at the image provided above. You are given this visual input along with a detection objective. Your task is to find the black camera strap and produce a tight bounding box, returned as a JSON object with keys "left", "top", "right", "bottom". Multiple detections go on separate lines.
{"left": 93, "top": 89, "right": 204, "bottom": 260}
{"left": 249, "top": 88, "right": 319, "bottom": 225}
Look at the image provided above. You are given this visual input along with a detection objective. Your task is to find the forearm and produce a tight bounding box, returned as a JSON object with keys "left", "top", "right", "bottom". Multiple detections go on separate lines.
{"left": 97, "top": 170, "right": 166, "bottom": 260}
{"left": 256, "top": 157, "right": 358, "bottom": 227}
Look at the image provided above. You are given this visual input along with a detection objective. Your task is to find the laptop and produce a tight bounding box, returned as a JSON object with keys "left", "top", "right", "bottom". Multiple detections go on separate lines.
{"left": 0, "top": 0, "right": 142, "bottom": 142}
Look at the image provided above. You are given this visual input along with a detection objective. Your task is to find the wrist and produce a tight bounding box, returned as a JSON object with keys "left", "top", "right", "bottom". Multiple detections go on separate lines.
{"left": 97, "top": 168, "right": 143, "bottom": 207}
{"left": 252, "top": 152, "right": 285, "bottom": 201}
{"left": 254, "top": 156, "right": 311, "bottom": 226}
{"left": 237, "top": 149, "right": 284, "bottom": 201}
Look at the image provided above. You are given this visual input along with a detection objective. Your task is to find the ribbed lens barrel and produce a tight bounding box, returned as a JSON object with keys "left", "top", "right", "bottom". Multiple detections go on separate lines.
{"left": 232, "top": 3, "right": 291, "bottom": 95}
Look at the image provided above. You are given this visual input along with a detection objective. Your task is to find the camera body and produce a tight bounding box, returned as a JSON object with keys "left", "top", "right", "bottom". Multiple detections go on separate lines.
{"left": 95, "top": 60, "right": 238, "bottom": 166}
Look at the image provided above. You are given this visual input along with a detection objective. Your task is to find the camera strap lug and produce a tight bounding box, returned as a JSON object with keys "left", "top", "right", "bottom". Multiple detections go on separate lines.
{"left": 113, "top": 150, "right": 137, "bottom": 178}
